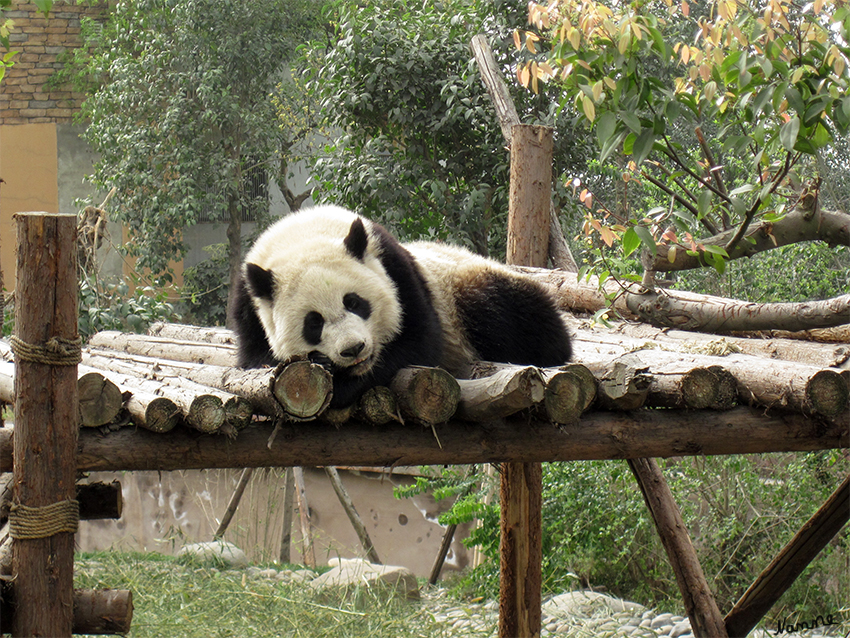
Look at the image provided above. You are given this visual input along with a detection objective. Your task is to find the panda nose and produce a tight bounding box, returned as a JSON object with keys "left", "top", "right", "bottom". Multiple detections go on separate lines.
{"left": 340, "top": 341, "right": 366, "bottom": 359}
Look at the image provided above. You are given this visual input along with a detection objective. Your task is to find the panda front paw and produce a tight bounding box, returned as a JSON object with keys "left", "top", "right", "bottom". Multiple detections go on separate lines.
{"left": 307, "top": 351, "right": 334, "bottom": 370}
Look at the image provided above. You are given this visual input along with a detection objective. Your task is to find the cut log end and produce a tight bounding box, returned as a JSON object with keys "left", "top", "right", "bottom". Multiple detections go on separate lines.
{"left": 806, "top": 369, "right": 850, "bottom": 418}
{"left": 391, "top": 366, "right": 460, "bottom": 425}
{"left": 78, "top": 372, "right": 123, "bottom": 428}
{"left": 271, "top": 361, "right": 333, "bottom": 420}
{"left": 357, "top": 386, "right": 403, "bottom": 425}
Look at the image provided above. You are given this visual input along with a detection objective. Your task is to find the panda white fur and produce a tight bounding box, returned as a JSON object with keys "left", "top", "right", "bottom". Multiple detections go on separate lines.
{"left": 232, "top": 204, "right": 572, "bottom": 408}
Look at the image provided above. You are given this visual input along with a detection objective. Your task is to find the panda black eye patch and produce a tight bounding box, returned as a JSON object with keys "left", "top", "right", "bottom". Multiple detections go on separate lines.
{"left": 343, "top": 293, "right": 371, "bottom": 319}
{"left": 303, "top": 311, "right": 324, "bottom": 345}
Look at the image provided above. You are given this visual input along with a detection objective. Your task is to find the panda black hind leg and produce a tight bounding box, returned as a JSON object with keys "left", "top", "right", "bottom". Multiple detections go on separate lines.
{"left": 454, "top": 271, "right": 571, "bottom": 367}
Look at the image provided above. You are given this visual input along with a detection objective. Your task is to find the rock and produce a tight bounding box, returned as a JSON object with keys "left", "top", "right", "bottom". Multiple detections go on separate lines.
{"left": 309, "top": 558, "right": 420, "bottom": 601}
{"left": 177, "top": 541, "right": 249, "bottom": 569}
{"left": 651, "top": 613, "right": 675, "bottom": 629}
{"left": 670, "top": 619, "right": 692, "bottom": 637}
{"left": 543, "top": 590, "right": 647, "bottom": 618}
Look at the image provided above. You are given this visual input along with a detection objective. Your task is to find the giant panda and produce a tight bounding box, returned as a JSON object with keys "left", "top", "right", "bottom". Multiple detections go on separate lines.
{"left": 231, "top": 204, "right": 571, "bottom": 408}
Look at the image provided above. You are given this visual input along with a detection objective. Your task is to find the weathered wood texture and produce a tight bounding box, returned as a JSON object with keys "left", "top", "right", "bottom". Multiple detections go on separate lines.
{"left": 0, "top": 407, "right": 831, "bottom": 473}
{"left": 629, "top": 458, "right": 729, "bottom": 638}
{"left": 89, "top": 330, "right": 236, "bottom": 367}
{"left": 12, "top": 212, "right": 78, "bottom": 637}
{"left": 724, "top": 474, "right": 850, "bottom": 638}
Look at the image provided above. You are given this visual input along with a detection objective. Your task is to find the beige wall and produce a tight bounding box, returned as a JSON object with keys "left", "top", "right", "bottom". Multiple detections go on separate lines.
{"left": 0, "top": 122, "right": 59, "bottom": 292}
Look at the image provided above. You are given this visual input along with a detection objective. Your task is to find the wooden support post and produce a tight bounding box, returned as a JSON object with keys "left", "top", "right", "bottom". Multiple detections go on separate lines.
{"left": 280, "top": 468, "right": 295, "bottom": 563}
{"left": 324, "top": 467, "right": 381, "bottom": 564}
{"left": 628, "top": 458, "right": 728, "bottom": 638}
{"left": 214, "top": 468, "right": 254, "bottom": 539}
{"left": 724, "top": 473, "right": 850, "bottom": 637}
{"left": 500, "top": 124, "right": 552, "bottom": 638}
{"left": 12, "top": 213, "right": 79, "bottom": 637}
{"left": 293, "top": 467, "right": 316, "bottom": 568}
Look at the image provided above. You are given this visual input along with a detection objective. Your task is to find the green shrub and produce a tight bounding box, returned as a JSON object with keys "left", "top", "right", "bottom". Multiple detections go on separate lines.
{"left": 181, "top": 243, "right": 230, "bottom": 327}
{"left": 78, "top": 275, "right": 179, "bottom": 339}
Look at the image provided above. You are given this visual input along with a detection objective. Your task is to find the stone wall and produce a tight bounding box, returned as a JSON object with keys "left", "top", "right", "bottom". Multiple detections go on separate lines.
{"left": 0, "top": 1, "right": 106, "bottom": 124}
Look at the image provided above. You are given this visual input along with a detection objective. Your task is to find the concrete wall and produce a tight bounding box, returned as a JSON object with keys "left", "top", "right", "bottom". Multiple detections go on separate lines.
{"left": 78, "top": 467, "right": 472, "bottom": 578}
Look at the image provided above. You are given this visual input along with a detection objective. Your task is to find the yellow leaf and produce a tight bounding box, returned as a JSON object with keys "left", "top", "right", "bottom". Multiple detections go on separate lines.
{"left": 681, "top": 0, "right": 689, "bottom": 16}
{"left": 526, "top": 37, "right": 537, "bottom": 54}
{"left": 618, "top": 33, "right": 630, "bottom": 54}
{"left": 569, "top": 26, "right": 581, "bottom": 50}
{"left": 791, "top": 66, "right": 804, "bottom": 83}
{"left": 600, "top": 226, "right": 615, "bottom": 247}
{"left": 680, "top": 45, "right": 690, "bottom": 64}
{"left": 582, "top": 94, "right": 596, "bottom": 121}
{"left": 513, "top": 29, "right": 522, "bottom": 51}
{"left": 518, "top": 64, "right": 531, "bottom": 88}
{"left": 667, "top": 245, "right": 678, "bottom": 264}
{"left": 592, "top": 80, "right": 603, "bottom": 102}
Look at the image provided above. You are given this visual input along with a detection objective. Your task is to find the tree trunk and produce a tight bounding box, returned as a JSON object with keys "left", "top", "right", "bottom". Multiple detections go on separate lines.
{"left": 225, "top": 192, "right": 242, "bottom": 330}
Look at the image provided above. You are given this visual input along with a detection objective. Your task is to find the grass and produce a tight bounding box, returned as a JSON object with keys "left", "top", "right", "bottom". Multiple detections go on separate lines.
{"left": 74, "top": 551, "right": 481, "bottom": 638}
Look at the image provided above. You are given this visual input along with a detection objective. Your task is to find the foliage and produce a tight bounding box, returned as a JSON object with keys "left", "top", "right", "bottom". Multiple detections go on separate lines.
{"left": 445, "top": 452, "right": 849, "bottom": 623}
{"left": 181, "top": 243, "right": 230, "bottom": 327}
{"left": 78, "top": 275, "right": 178, "bottom": 339}
{"left": 516, "top": 0, "right": 849, "bottom": 276}
{"left": 302, "top": 0, "right": 592, "bottom": 257}
{"left": 60, "top": 0, "right": 317, "bottom": 277}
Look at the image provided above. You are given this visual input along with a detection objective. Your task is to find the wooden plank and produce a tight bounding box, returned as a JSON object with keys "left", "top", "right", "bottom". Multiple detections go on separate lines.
{"left": 724, "top": 474, "right": 850, "bottom": 637}
{"left": 12, "top": 212, "right": 78, "bottom": 637}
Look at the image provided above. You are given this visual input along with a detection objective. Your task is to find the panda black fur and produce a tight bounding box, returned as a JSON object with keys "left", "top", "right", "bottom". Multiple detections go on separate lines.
{"left": 232, "top": 204, "right": 571, "bottom": 408}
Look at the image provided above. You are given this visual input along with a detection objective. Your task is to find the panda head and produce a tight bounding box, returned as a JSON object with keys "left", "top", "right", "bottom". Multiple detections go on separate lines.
{"left": 244, "top": 216, "right": 402, "bottom": 376}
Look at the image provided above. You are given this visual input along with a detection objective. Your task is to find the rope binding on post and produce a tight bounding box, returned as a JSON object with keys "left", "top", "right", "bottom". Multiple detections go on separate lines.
{"left": 9, "top": 335, "right": 82, "bottom": 366}
{"left": 9, "top": 500, "right": 80, "bottom": 539}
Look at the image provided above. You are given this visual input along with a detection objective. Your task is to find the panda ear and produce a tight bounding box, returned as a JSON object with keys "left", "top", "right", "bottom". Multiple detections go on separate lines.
{"left": 343, "top": 218, "right": 368, "bottom": 261}
{"left": 245, "top": 263, "right": 274, "bottom": 300}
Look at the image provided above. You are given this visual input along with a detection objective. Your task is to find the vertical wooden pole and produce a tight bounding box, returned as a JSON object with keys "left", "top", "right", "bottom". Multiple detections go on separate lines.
{"left": 12, "top": 213, "right": 79, "bottom": 637}
{"left": 292, "top": 467, "right": 316, "bottom": 568}
{"left": 500, "top": 124, "right": 552, "bottom": 638}
{"left": 279, "top": 467, "right": 295, "bottom": 563}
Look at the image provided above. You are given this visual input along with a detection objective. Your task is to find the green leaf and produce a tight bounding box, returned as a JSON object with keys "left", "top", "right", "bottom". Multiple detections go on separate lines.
{"left": 632, "top": 128, "right": 655, "bottom": 165}
{"left": 596, "top": 111, "right": 617, "bottom": 147}
{"left": 622, "top": 227, "right": 641, "bottom": 258}
{"left": 621, "top": 111, "right": 641, "bottom": 134}
{"left": 697, "top": 190, "right": 712, "bottom": 217}
{"left": 32, "top": 0, "right": 52, "bottom": 14}
{"left": 633, "top": 225, "right": 657, "bottom": 258}
{"left": 779, "top": 116, "right": 800, "bottom": 151}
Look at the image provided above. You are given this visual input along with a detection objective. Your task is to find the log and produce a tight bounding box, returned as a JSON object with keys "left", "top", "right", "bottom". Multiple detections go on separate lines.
{"left": 628, "top": 458, "right": 729, "bottom": 637}
{"left": 583, "top": 354, "right": 651, "bottom": 410}
{"left": 355, "top": 386, "right": 403, "bottom": 425}
{"left": 541, "top": 365, "right": 597, "bottom": 424}
{"left": 77, "top": 371, "right": 123, "bottom": 427}
{"left": 573, "top": 339, "right": 848, "bottom": 418}
{"left": 81, "top": 349, "right": 304, "bottom": 419}
{"left": 0, "top": 585, "right": 133, "bottom": 635}
{"left": 324, "top": 466, "right": 381, "bottom": 564}
{"left": 214, "top": 468, "right": 254, "bottom": 539}
{"left": 274, "top": 360, "right": 333, "bottom": 420}
{"left": 88, "top": 330, "right": 236, "bottom": 367}
{"left": 147, "top": 322, "right": 236, "bottom": 346}
{"left": 0, "top": 407, "right": 838, "bottom": 472}
{"left": 76, "top": 480, "right": 123, "bottom": 521}
{"left": 79, "top": 365, "right": 181, "bottom": 434}
{"left": 390, "top": 366, "right": 460, "bottom": 425}
{"left": 293, "top": 467, "right": 315, "bottom": 568}
{"left": 280, "top": 467, "right": 295, "bottom": 563}
{"left": 12, "top": 212, "right": 78, "bottom": 637}
{"left": 593, "top": 322, "right": 850, "bottom": 369}
{"left": 649, "top": 366, "right": 738, "bottom": 410}
{"left": 1, "top": 481, "right": 122, "bottom": 529}
{"left": 724, "top": 473, "right": 850, "bottom": 637}
{"left": 456, "top": 366, "right": 545, "bottom": 421}
{"left": 518, "top": 267, "right": 850, "bottom": 333}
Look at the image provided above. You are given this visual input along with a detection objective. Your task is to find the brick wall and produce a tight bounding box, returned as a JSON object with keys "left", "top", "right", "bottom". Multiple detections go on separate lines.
{"left": 0, "top": 1, "right": 106, "bottom": 124}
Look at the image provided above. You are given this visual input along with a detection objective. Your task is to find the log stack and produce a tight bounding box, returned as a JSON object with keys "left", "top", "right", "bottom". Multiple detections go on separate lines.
{"left": 0, "top": 321, "right": 846, "bottom": 437}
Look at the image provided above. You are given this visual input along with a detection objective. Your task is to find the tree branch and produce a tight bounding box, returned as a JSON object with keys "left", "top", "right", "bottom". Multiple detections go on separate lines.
{"left": 652, "top": 207, "right": 849, "bottom": 272}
